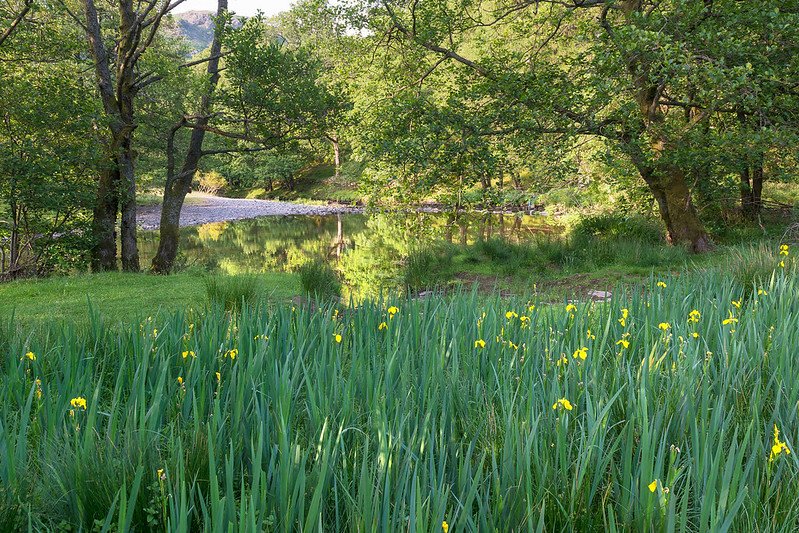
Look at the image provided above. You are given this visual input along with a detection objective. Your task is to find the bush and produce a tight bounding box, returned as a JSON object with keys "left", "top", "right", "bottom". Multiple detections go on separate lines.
{"left": 297, "top": 260, "right": 341, "bottom": 301}
{"left": 571, "top": 213, "right": 664, "bottom": 245}
{"left": 196, "top": 170, "right": 227, "bottom": 195}
{"left": 403, "top": 247, "right": 453, "bottom": 291}
{"left": 204, "top": 274, "right": 261, "bottom": 311}
{"left": 471, "top": 239, "right": 534, "bottom": 275}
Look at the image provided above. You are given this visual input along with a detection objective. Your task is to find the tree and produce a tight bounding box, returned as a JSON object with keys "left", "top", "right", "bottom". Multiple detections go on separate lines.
{"left": 0, "top": 0, "right": 33, "bottom": 49}
{"left": 151, "top": 10, "right": 335, "bottom": 273}
{"left": 67, "top": 0, "right": 188, "bottom": 271}
{"left": 359, "top": 0, "right": 799, "bottom": 251}
{"left": 150, "top": 0, "right": 228, "bottom": 273}
{"left": 276, "top": 0, "right": 359, "bottom": 178}
{"left": 0, "top": 2, "right": 98, "bottom": 277}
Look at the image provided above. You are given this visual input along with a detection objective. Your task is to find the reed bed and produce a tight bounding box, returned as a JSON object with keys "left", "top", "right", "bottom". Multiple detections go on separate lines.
{"left": 2, "top": 251, "right": 799, "bottom": 531}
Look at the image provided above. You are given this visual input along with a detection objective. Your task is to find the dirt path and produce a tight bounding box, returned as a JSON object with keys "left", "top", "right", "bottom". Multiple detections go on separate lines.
{"left": 137, "top": 193, "right": 362, "bottom": 230}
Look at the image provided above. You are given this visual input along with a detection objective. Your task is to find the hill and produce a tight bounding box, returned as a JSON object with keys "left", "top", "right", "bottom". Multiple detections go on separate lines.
{"left": 170, "top": 10, "right": 216, "bottom": 52}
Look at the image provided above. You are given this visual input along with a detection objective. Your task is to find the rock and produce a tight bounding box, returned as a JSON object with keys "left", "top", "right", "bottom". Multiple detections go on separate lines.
{"left": 588, "top": 290, "right": 612, "bottom": 302}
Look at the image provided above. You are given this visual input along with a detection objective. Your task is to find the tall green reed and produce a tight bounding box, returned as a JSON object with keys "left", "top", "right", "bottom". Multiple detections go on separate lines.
{"left": 2, "top": 251, "right": 799, "bottom": 531}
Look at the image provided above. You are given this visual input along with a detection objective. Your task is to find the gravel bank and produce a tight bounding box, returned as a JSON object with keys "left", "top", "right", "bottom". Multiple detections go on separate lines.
{"left": 137, "top": 194, "right": 362, "bottom": 230}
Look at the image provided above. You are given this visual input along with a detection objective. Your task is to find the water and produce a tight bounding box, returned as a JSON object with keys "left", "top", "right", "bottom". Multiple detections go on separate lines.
{"left": 139, "top": 212, "right": 560, "bottom": 296}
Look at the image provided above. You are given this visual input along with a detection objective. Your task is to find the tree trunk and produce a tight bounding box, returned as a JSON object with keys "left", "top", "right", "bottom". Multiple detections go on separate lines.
{"left": 9, "top": 202, "right": 19, "bottom": 270}
{"left": 752, "top": 154, "right": 764, "bottom": 215}
{"left": 151, "top": 0, "right": 227, "bottom": 274}
{"left": 740, "top": 164, "right": 754, "bottom": 218}
{"left": 332, "top": 136, "right": 340, "bottom": 178}
{"left": 118, "top": 134, "right": 139, "bottom": 271}
{"left": 510, "top": 170, "right": 523, "bottom": 190}
{"left": 150, "top": 182, "right": 187, "bottom": 273}
{"left": 151, "top": 123, "right": 209, "bottom": 273}
{"left": 738, "top": 151, "right": 764, "bottom": 220}
{"left": 641, "top": 166, "right": 711, "bottom": 252}
{"left": 91, "top": 168, "right": 119, "bottom": 271}
{"left": 622, "top": 131, "right": 711, "bottom": 252}
{"left": 83, "top": 0, "right": 179, "bottom": 271}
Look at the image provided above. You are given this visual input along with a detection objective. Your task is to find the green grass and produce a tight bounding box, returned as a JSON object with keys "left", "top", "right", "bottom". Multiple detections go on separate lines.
{"left": 297, "top": 260, "right": 342, "bottom": 301}
{"left": 137, "top": 189, "right": 212, "bottom": 207}
{"left": 0, "top": 271, "right": 300, "bottom": 325}
{"left": 240, "top": 162, "right": 364, "bottom": 204}
{"left": 400, "top": 234, "right": 697, "bottom": 298}
{"left": 396, "top": 212, "right": 794, "bottom": 301}
{"left": 763, "top": 181, "right": 799, "bottom": 207}
{"left": 2, "top": 259, "right": 799, "bottom": 530}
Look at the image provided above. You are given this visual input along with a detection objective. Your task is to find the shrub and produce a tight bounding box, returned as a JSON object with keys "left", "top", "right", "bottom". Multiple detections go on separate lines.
{"left": 196, "top": 170, "right": 227, "bottom": 195}
{"left": 403, "top": 247, "right": 453, "bottom": 291}
{"left": 571, "top": 213, "right": 664, "bottom": 245}
{"left": 204, "top": 274, "right": 261, "bottom": 311}
{"left": 472, "top": 238, "right": 548, "bottom": 275}
{"left": 297, "top": 260, "right": 341, "bottom": 301}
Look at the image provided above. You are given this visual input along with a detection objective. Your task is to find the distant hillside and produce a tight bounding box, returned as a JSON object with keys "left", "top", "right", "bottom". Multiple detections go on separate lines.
{"left": 169, "top": 10, "right": 246, "bottom": 53}
{"left": 169, "top": 10, "right": 215, "bottom": 52}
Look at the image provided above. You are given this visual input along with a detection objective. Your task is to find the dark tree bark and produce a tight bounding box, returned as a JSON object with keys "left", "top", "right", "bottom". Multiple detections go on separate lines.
{"left": 84, "top": 0, "right": 122, "bottom": 271}
{"left": 740, "top": 164, "right": 753, "bottom": 217}
{"left": 641, "top": 166, "right": 710, "bottom": 252}
{"left": 752, "top": 155, "right": 764, "bottom": 214}
{"left": 91, "top": 167, "right": 120, "bottom": 271}
{"left": 622, "top": 130, "right": 711, "bottom": 252}
{"left": 738, "top": 153, "right": 764, "bottom": 220}
{"left": 151, "top": 0, "right": 227, "bottom": 273}
{"left": 81, "top": 0, "right": 179, "bottom": 271}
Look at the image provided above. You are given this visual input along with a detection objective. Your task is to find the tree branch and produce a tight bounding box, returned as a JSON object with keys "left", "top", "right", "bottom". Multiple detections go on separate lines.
{"left": 0, "top": 0, "right": 33, "bottom": 49}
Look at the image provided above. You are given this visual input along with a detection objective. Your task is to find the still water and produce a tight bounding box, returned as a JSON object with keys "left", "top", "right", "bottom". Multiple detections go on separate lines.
{"left": 139, "top": 212, "right": 559, "bottom": 297}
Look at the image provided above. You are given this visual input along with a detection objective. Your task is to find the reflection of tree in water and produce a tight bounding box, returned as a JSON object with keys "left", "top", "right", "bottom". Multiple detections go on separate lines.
{"left": 138, "top": 212, "right": 560, "bottom": 295}
{"left": 139, "top": 215, "right": 367, "bottom": 274}
{"left": 196, "top": 222, "right": 229, "bottom": 241}
{"left": 337, "top": 214, "right": 416, "bottom": 299}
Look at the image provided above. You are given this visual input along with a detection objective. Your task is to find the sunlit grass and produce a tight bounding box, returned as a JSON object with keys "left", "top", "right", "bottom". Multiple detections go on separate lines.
{"left": 0, "top": 272, "right": 299, "bottom": 325}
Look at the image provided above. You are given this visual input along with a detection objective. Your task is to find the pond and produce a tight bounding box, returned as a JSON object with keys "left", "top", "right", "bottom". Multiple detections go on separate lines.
{"left": 138, "top": 212, "right": 560, "bottom": 297}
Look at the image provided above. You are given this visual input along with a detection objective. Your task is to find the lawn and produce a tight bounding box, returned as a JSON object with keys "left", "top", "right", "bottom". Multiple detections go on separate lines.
{"left": 2, "top": 248, "right": 798, "bottom": 531}
{"left": 0, "top": 271, "right": 300, "bottom": 326}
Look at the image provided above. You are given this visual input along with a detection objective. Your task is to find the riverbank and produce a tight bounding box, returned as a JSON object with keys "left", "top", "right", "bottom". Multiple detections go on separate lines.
{"left": 137, "top": 193, "right": 362, "bottom": 230}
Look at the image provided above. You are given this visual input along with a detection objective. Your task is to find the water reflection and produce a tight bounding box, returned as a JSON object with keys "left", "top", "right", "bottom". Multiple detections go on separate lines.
{"left": 138, "top": 212, "right": 560, "bottom": 297}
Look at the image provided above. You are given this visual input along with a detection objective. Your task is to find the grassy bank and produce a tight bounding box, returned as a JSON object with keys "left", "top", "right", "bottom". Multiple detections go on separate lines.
{"left": 401, "top": 215, "right": 792, "bottom": 300}
{"left": 0, "top": 271, "right": 300, "bottom": 325}
{"left": 241, "top": 162, "right": 364, "bottom": 204}
{"left": 2, "top": 256, "right": 798, "bottom": 530}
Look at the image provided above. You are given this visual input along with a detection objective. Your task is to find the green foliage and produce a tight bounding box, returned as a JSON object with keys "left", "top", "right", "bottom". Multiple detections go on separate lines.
{"left": 346, "top": 0, "right": 799, "bottom": 241}
{"left": 297, "top": 260, "right": 341, "bottom": 301}
{"left": 4, "top": 268, "right": 799, "bottom": 529}
{"left": 204, "top": 274, "right": 262, "bottom": 311}
{"left": 0, "top": 7, "right": 99, "bottom": 276}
